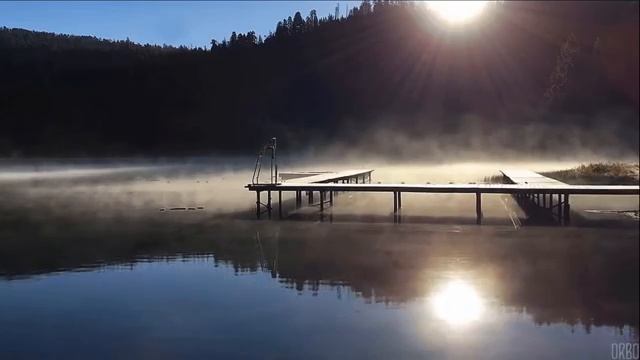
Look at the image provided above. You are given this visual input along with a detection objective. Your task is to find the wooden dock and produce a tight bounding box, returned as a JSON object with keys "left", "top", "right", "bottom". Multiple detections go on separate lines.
{"left": 246, "top": 169, "right": 639, "bottom": 225}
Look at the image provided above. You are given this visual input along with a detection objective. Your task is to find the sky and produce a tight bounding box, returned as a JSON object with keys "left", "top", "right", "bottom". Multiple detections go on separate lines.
{"left": 0, "top": 1, "right": 361, "bottom": 48}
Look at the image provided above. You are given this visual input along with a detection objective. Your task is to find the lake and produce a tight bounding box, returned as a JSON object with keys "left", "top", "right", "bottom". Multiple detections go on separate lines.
{"left": 0, "top": 158, "right": 638, "bottom": 359}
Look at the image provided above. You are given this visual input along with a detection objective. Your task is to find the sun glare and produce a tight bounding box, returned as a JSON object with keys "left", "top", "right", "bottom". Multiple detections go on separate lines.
{"left": 430, "top": 280, "right": 485, "bottom": 326}
{"left": 426, "top": 1, "right": 488, "bottom": 24}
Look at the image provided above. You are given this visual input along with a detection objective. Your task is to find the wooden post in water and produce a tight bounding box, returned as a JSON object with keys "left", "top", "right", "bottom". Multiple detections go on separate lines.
{"left": 563, "top": 194, "right": 570, "bottom": 225}
{"left": 398, "top": 192, "right": 402, "bottom": 209}
{"left": 256, "top": 191, "right": 261, "bottom": 219}
{"left": 393, "top": 192, "right": 398, "bottom": 213}
{"left": 309, "top": 191, "right": 313, "bottom": 205}
{"left": 476, "top": 192, "right": 482, "bottom": 225}
{"left": 267, "top": 191, "right": 272, "bottom": 219}
{"left": 330, "top": 191, "right": 333, "bottom": 205}
{"left": 278, "top": 191, "right": 282, "bottom": 219}
{"left": 320, "top": 191, "right": 325, "bottom": 212}
{"left": 557, "top": 193, "right": 563, "bottom": 222}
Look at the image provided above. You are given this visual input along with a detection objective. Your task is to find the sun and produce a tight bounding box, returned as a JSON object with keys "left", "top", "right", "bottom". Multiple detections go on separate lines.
{"left": 426, "top": 1, "right": 489, "bottom": 24}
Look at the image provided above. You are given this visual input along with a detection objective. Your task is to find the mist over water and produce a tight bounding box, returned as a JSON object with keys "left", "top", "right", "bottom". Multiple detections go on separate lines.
{"left": 2, "top": 156, "right": 636, "bottom": 218}
{"left": 0, "top": 156, "right": 638, "bottom": 359}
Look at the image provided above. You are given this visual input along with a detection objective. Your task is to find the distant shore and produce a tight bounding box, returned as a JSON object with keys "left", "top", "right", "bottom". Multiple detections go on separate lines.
{"left": 542, "top": 162, "right": 639, "bottom": 185}
{"left": 483, "top": 162, "right": 639, "bottom": 185}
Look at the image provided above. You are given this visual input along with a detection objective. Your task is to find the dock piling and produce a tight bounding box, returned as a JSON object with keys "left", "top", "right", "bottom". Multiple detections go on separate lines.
{"left": 563, "top": 194, "right": 570, "bottom": 225}
{"left": 393, "top": 192, "right": 398, "bottom": 213}
{"left": 476, "top": 192, "right": 482, "bottom": 225}
{"left": 256, "top": 191, "right": 261, "bottom": 219}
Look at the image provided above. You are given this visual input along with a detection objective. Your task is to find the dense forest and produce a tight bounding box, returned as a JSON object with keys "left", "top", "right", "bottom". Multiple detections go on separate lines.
{"left": 0, "top": 1, "right": 638, "bottom": 157}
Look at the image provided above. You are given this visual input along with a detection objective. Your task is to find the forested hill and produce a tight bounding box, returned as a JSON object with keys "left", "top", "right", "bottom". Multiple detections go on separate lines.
{"left": 1, "top": 1, "right": 638, "bottom": 157}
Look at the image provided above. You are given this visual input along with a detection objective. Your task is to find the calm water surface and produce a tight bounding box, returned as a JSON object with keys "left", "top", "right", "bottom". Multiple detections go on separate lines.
{"left": 0, "top": 159, "right": 638, "bottom": 359}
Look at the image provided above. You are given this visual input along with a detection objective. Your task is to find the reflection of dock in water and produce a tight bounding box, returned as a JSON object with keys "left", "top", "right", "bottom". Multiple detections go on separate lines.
{"left": 247, "top": 168, "right": 639, "bottom": 225}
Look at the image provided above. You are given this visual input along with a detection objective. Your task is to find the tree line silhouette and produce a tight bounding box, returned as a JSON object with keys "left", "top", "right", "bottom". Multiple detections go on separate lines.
{"left": 0, "top": 1, "right": 638, "bottom": 156}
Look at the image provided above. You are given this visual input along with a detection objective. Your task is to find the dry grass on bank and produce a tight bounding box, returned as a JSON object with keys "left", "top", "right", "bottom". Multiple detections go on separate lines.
{"left": 542, "top": 162, "right": 639, "bottom": 185}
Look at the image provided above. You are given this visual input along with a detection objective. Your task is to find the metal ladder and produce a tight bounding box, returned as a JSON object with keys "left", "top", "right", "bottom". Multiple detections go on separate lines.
{"left": 251, "top": 137, "right": 278, "bottom": 185}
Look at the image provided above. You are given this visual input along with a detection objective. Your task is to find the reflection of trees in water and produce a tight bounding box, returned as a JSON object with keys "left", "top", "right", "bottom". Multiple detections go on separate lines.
{"left": 0, "top": 212, "right": 637, "bottom": 334}
{"left": 251, "top": 226, "right": 639, "bottom": 336}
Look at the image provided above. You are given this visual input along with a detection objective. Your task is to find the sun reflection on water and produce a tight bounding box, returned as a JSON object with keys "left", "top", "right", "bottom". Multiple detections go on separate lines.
{"left": 430, "top": 279, "right": 485, "bottom": 327}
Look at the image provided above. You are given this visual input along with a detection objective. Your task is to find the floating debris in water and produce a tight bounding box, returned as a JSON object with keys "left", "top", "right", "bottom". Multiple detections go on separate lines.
{"left": 160, "top": 206, "right": 205, "bottom": 212}
{"left": 584, "top": 209, "right": 639, "bottom": 220}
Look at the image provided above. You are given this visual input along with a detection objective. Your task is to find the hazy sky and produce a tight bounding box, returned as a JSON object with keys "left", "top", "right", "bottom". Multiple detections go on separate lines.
{"left": 0, "top": 1, "right": 360, "bottom": 48}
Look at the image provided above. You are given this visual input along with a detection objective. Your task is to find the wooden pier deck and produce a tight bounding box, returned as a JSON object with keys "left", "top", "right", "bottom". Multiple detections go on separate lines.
{"left": 246, "top": 169, "right": 639, "bottom": 225}
{"left": 500, "top": 169, "right": 566, "bottom": 186}
{"left": 281, "top": 169, "right": 374, "bottom": 184}
{"left": 247, "top": 182, "right": 637, "bottom": 195}
{"left": 279, "top": 171, "right": 332, "bottom": 181}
